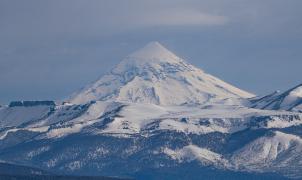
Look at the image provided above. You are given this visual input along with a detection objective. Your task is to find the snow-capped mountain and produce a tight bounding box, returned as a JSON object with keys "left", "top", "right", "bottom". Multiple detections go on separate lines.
{"left": 251, "top": 84, "right": 302, "bottom": 112}
{"left": 69, "top": 42, "right": 253, "bottom": 105}
{"left": 0, "top": 42, "right": 301, "bottom": 179}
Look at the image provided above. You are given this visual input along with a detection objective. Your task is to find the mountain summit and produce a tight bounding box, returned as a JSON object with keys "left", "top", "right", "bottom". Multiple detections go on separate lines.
{"left": 127, "top": 41, "right": 179, "bottom": 61}
{"left": 69, "top": 42, "right": 254, "bottom": 105}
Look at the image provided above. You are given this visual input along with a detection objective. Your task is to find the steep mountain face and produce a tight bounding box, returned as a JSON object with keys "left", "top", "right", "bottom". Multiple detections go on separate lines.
{"left": 251, "top": 84, "right": 302, "bottom": 112}
{"left": 69, "top": 42, "right": 253, "bottom": 105}
{"left": 0, "top": 42, "right": 301, "bottom": 179}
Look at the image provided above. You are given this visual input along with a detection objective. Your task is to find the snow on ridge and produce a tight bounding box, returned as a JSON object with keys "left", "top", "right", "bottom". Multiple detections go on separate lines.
{"left": 0, "top": 126, "right": 49, "bottom": 140}
{"left": 282, "top": 84, "right": 302, "bottom": 108}
{"left": 80, "top": 102, "right": 302, "bottom": 137}
{"left": 231, "top": 131, "right": 302, "bottom": 173}
{"left": 289, "top": 84, "right": 302, "bottom": 97}
{"left": 163, "top": 145, "right": 229, "bottom": 167}
{"left": 160, "top": 131, "right": 302, "bottom": 177}
{"left": 251, "top": 83, "right": 302, "bottom": 112}
{"left": 0, "top": 100, "right": 301, "bottom": 140}
{"left": 45, "top": 101, "right": 112, "bottom": 139}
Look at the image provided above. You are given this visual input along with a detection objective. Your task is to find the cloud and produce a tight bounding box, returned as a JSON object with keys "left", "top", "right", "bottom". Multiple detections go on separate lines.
{"left": 0, "top": 1, "right": 228, "bottom": 41}
{"left": 127, "top": 9, "right": 228, "bottom": 27}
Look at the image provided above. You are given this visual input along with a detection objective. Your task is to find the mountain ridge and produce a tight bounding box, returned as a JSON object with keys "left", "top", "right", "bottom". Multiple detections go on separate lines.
{"left": 251, "top": 83, "right": 302, "bottom": 112}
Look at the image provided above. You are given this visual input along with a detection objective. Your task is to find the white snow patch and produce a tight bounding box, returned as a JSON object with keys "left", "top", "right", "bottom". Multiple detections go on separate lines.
{"left": 0, "top": 126, "right": 49, "bottom": 140}
{"left": 164, "top": 145, "right": 228, "bottom": 166}
{"left": 27, "top": 146, "right": 50, "bottom": 159}
{"left": 88, "top": 147, "right": 109, "bottom": 159}
{"left": 67, "top": 161, "right": 83, "bottom": 171}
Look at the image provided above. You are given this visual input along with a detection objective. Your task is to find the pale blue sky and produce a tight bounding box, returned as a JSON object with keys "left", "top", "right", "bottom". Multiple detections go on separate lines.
{"left": 1, "top": 0, "right": 302, "bottom": 104}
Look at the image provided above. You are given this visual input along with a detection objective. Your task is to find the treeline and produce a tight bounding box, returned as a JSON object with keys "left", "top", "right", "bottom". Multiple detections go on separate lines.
{"left": 0, "top": 174, "right": 131, "bottom": 180}
{"left": 8, "top": 101, "right": 55, "bottom": 107}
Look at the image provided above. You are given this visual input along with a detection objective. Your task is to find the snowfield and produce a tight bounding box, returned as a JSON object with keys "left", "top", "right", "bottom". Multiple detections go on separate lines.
{"left": 163, "top": 145, "right": 229, "bottom": 167}
{"left": 1, "top": 101, "right": 301, "bottom": 140}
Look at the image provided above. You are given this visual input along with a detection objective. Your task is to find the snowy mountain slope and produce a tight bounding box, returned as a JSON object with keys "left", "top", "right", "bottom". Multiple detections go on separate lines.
{"left": 69, "top": 42, "right": 254, "bottom": 105}
{"left": 163, "top": 145, "right": 229, "bottom": 167}
{"left": 1, "top": 101, "right": 301, "bottom": 141}
{"left": 251, "top": 84, "right": 302, "bottom": 112}
{"left": 0, "top": 105, "right": 52, "bottom": 128}
{"left": 0, "top": 101, "right": 110, "bottom": 140}
{"left": 0, "top": 120, "right": 299, "bottom": 179}
{"left": 0, "top": 103, "right": 301, "bottom": 178}
{"left": 231, "top": 131, "right": 302, "bottom": 178}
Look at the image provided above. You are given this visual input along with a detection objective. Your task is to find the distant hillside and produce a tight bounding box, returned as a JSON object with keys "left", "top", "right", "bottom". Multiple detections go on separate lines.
{"left": 0, "top": 174, "right": 129, "bottom": 180}
{"left": 0, "top": 162, "right": 129, "bottom": 180}
{"left": 0, "top": 162, "right": 49, "bottom": 175}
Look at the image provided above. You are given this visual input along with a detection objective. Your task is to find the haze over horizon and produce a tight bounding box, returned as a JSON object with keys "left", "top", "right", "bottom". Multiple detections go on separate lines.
{"left": 1, "top": 0, "right": 302, "bottom": 104}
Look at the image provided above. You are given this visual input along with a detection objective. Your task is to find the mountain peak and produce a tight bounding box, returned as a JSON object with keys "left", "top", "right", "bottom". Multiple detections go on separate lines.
{"left": 69, "top": 42, "right": 254, "bottom": 105}
{"left": 127, "top": 41, "right": 179, "bottom": 62}
{"left": 139, "top": 41, "right": 164, "bottom": 50}
{"left": 111, "top": 41, "right": 185, "bottom": 75}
